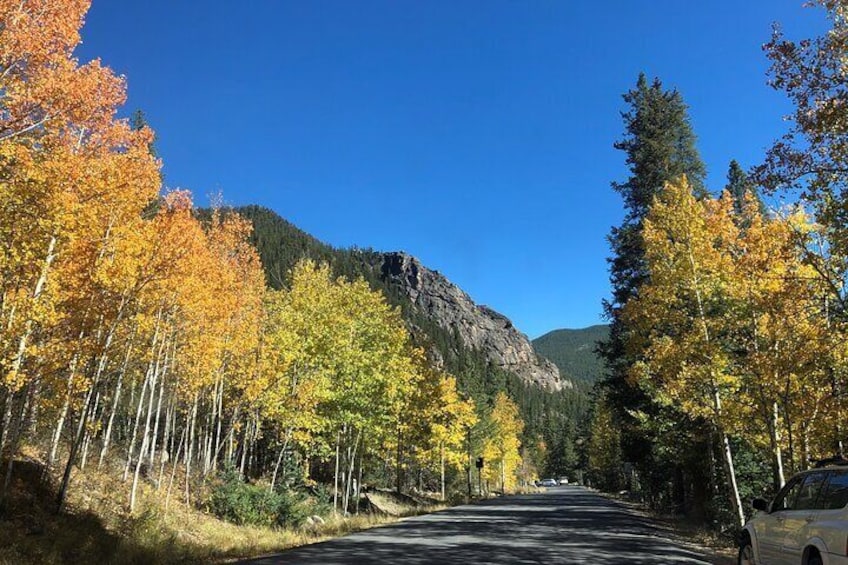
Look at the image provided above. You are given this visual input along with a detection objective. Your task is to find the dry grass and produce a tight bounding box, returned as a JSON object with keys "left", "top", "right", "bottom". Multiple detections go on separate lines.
{"left": 0, "top": 452, "right": 444, "bottom": 564}
{"left": 512, "top": 485, "right": 544, "bottom": 495}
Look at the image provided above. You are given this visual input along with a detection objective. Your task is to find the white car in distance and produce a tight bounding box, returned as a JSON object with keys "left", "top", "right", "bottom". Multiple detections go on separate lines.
{"left": 739, "top": 459, "right": 848, "bottom": 565}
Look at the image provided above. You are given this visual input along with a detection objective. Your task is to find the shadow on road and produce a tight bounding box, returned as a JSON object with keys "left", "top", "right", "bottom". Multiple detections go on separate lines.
{"left": 241, "top": 487, "right": 714, "bottom": 564}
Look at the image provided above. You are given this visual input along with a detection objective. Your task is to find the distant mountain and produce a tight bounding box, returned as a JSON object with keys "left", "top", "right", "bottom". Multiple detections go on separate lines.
{"left": 532, "top": 325, "right": 609, "bottom": 384}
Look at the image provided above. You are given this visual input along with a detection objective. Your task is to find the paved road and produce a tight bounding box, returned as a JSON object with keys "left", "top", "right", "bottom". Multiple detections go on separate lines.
{"left": 242, "top": 486, "right": 722, "bottom": 564}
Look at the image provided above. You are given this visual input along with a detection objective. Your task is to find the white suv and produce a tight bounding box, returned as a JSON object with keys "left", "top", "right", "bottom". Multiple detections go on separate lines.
{"left": 739, "top": 460, "right": 848, "bottom": 565}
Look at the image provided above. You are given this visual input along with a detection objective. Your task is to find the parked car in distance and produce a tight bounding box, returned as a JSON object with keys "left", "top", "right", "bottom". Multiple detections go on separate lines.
{"left": 558, "top": 477, "right": 569, "bottom": 485}
{"left": 539, "top": 478, "right": 557, "bottom": 487}
{"left": 738, "top": 457, "right": 848, "bottom": 565}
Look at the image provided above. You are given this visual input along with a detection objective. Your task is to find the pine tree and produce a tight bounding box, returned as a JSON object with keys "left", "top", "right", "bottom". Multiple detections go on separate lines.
{"left": 599, "top": 73, "right": 707, "bottom": 510}
{"left": 725, "top": 160, "right": 764, "bottom": 219}
{"left": 602, "top": 74, "right": 706, "bottom": 385}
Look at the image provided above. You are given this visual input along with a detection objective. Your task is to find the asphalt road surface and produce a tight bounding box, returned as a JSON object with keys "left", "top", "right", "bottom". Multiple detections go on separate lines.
{"left": 241, "top": 486, "right": 721, "bottom": 564}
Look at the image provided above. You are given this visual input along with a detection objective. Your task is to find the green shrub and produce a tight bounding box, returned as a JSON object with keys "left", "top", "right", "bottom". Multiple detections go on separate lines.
{"left": 208, "top": 467, "right": 310, "bottom": 528}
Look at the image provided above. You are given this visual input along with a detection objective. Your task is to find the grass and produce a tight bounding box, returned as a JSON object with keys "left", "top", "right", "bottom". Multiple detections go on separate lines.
{"left": 0, "top": 451, "right": 445, "bottom": 564}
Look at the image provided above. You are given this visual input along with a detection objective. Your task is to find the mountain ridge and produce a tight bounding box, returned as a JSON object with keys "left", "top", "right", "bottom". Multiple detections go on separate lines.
{"left": 532, "top": 324, "right": 609, "bottom": 385}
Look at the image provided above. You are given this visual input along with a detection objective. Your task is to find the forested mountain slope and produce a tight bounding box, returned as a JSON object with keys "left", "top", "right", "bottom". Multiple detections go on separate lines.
{"left": 533, "top": 325, "right": 609, "bottom": 384}
{"left": 233, "top": 205, "right": 588, "bottom": 472}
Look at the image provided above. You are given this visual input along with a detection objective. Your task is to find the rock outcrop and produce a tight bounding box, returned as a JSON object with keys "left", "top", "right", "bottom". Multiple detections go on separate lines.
{"left": 377, "top": 252, "right": 567, "bottom": 391}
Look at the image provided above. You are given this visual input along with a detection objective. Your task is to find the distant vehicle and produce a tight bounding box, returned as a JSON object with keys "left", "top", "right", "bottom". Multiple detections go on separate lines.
{"left": 738, "top": 457, "right": 848, "bottom": 565}
{"left": 558, "top": 477, "right": 569, "bottom": 485}
{"left": 539, "top": 478, "right": 557, "bottom": 487}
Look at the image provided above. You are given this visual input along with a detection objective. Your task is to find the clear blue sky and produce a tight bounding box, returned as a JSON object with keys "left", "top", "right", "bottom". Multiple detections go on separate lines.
{"left": 77, "top": 1, "right": 825, "bottom": 339}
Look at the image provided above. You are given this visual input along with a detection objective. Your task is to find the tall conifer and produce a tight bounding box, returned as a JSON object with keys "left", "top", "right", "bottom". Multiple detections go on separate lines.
{"left": 726, "top": 160, "right": 765, "bottom": 218}
{"left": 599, "top": 73, "right": 706, "bottom": 509}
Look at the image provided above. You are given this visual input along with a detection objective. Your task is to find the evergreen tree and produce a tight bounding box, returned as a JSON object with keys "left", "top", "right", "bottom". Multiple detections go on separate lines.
{"left": 599, "top": 73, "right": 707, "bottom": 510}
{"left": 726, "top": 160, "right": 765, "bottom": 218}
{"left": 130, "top": 109, "right": 161, "bottom": 160}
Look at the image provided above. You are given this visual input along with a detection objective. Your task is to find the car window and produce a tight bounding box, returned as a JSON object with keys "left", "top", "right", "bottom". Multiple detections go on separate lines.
{"left": 772, "top": 476, "right": 805, "bottom": 512}
{"left": 795, "top": 471, "right": 829, "bottom": 510}
{"left": 821, "top": 471, "right": 848, "bottom": 510}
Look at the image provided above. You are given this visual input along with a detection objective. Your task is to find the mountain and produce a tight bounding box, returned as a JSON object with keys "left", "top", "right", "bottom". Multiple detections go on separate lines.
{"left": 233, "top": 205, "right": 566, "bottom": 392}
{"left": 376, "top": 252, "right": 564, "bottom": 390}
{"left": 532, "top": 325, "right": 609, "bottom": 384}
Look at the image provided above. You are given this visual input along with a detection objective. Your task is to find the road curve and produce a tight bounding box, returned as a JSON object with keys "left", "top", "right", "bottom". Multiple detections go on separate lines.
{"left": 240, "top": 486, "right": 719, "bottom": 564}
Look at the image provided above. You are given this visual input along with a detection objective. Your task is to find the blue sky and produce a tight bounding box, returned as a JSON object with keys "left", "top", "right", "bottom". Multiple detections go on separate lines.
{"left": 78, "top": 1, "right": 826, "bottom": 339}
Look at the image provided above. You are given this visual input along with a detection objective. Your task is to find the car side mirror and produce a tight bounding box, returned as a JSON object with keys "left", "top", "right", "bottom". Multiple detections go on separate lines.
{"left": 752, "top": 498, "right": 769, "bottom": 512}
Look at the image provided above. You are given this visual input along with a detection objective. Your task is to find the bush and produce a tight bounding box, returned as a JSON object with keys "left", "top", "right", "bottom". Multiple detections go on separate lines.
{"left": 208, "top": 467, "right": 310, "bottom": 528}
{"left": 305, "top": 483, "right": 333, "bottom": 516}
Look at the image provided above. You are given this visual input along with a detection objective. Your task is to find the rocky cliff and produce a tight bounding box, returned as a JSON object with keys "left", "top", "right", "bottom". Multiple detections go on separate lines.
{"left": 376, "top": 252, "right": 567, "bottom": 391}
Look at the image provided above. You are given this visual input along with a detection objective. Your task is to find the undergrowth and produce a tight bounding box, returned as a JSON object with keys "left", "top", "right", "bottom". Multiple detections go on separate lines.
{"left": 0, "top": 450, "right": 440, "bottom": 564}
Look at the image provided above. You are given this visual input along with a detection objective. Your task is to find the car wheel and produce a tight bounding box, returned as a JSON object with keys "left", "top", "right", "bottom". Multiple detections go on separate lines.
{"left": 807, "top": 550, "right": 823, "bottom": 565}
{"left": 737, "top": 540, "right": 754, "bottom": 565}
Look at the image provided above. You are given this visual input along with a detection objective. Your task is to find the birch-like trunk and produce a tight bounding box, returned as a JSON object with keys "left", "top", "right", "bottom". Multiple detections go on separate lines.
{"left": 238, "top": 416, "right": 249, "bottom": 478}
{"left": 8, "top": 235, "right": 57, "bottom": 382}
{"left": 49, "top": 349, "right": 84, "bottom": 472}
{"left": 0, "top": 386, "right": 28, "bottom": 508}
{"left": 333, "top": 428, "right": 341, "bottom": 514}
{"left": 714, "top": 393, "right": 745, "bottom": 526}
{"left": 395, "top": 425, "right": 402, "bottom": 494}
{"left": 130, "top": 351, "right": 160, "bottom": 512}
{"left": 99, "top": 335, "right": 133, "bottom": 468}
{"left": 185, "top": 394, "right": 198, "bottom": 505}
{"left": 500, "top": 460, "right": 505, "bottom": 493}
{"left": 149, "top": 342, "right": 168, "bottom": 465}
{"left": 0, "top": 389, "right": 13, "bottom": 466}
{"left": 440, "top": 442, "right": 446, "bottom": 501}
{"left": 768, "top": 400, "right": 786, "bottom": 489}
{"left": 56, "top": 384, "right": 97, "bottom": 513}
{"left": 355, "top": 433, "right": 365, "bottom": 514}
{"left": 212, "top": 373, "right": 224, "bottom": 472}
{"left": 783, "top": 392, "right": 796, "bottom": 473}
{"left": 343, "top": 428, "right": 361, "bottom": 515}
{"left": 123, "top": 368, "right": 150, "bottom": 482}
{"left": 123, "top": 311, "right": 162, "bottom": 481}
{"left": 270, "top": 429, "right": 291, "bottom": 492}
{"left": 687, "top": 248, "right": 745, "bottom": 527}
{"left": 79, "top": 389, "right": 102, "bottom": 471}
{"left": 157, "top": 395, "right": 175, "bottom": 490}
{"left": 165, "top": 425, "right": 187, "bottom": 513}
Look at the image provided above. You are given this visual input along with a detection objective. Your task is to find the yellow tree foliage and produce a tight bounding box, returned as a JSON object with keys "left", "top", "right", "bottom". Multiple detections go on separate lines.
{"left": 255, "top": 262, "right": 341, "bottom": 451}
{"left": 623, "top": 177, "right": 746, "bottom": 525}
{"left": 402, "top": 365, "right": 477, "bottom": 498}
{"left": 0, "top": 0, "right": 160, "bottom": 396}
{"left": 586, "top": 395, "right": 623, "bottom": 491}
{"left": 481, "top": 392, "right": 524, "bottom": 493}
{"left": 731, "top": 195, "right": 829, "bottom": 480}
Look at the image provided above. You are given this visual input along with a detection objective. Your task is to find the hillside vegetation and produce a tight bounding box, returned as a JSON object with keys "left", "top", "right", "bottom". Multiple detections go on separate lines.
{"left": 533, "top": 325, "right": 609, "bottom": 385}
